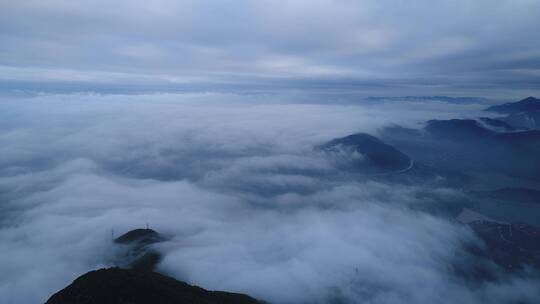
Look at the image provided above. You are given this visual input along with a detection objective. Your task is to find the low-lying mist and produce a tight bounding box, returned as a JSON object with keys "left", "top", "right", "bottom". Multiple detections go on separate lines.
{"left": 0, "top": 93, "right": 537, "bottom": 304}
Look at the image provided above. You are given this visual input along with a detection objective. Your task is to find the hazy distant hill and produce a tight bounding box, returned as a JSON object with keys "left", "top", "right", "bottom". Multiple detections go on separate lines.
{"left": 378, "top": 116, "right": 540, "bottom": 183}
{"left": 320, "top": 133, "right": 412, "bottom": 174}
{"left": 425, "top": 119, "right": 493, "bottom": 140}
{"left": 485, "top": 97, "right": 540, "bottom": 130}
{"left": 366, "top": 96, "right": 487, "bottom": 104}
{"left": 478, "top": 117, "right": 517, "bottom": 132}
{"left": 485, "top": 96, "right": 540, "bottom": 114}
{"left": 504, "top": 110, "right": 540, "bottom": 130}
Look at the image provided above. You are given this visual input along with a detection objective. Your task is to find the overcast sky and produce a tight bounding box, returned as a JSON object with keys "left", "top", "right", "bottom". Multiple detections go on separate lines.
{"left": 1, "top": 0, "right": 540, "bottom": 97}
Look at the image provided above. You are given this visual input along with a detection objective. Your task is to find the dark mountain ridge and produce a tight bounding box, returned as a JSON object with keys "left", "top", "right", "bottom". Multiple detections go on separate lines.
{"left": 46, "top": 268, "right": 261, "bottom": 304}
{"left": 378, "top": 115, "right": 540, "bottom": 183}
{"left": 47, "top": 229, "right": 263, "bottom": 304}
{"left": 484, "top": 97, "right": 540, "bottom": 130}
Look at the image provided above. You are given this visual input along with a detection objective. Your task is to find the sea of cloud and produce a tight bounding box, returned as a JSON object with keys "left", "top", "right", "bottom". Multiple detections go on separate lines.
{"left": 0, "top": 93, "right": 537, "bottom": 303}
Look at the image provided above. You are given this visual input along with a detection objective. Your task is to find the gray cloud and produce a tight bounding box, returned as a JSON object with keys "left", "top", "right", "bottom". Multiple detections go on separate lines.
{"left": 1, "top": 1, "right": 539, "bottom": 97}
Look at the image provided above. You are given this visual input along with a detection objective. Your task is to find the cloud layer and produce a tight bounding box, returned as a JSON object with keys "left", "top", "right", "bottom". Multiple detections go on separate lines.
{"left": 1, "top": 1, "right": 540, "bottom": 97}
{"left": 0, "top": 93, "right": 538, "bottom": 303}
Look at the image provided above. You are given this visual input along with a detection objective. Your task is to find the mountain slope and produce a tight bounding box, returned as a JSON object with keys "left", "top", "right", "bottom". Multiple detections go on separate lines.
{"left": 424, "top": 119, "right": 494, "bottom": 140}
{"left": 113, "top": 228, "right": 165, "bottom": 271}
{"left": 503, "top": 110, "right": 540, "bottom": 130}
{"left": 320, "top": 133, "right": 412, "bottom": 174}
{"left": 46, "top": 268, "right": 261, "bottom": 304}
{"left": 478, "top": 117, "right": 516, "bottom": 132}
{"left": 472, "top": 188, "right": 540, "bottom": 205}
{"left": 485, "top": 96, "right": 540, "bottom": 114}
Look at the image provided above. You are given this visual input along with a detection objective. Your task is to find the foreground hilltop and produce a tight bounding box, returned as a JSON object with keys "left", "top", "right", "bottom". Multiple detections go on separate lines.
{"left": 46, "top": 268, "right": 261, "bottom": 304}
{"left": 46, "top": 228, "right": 262, "bottom": 304}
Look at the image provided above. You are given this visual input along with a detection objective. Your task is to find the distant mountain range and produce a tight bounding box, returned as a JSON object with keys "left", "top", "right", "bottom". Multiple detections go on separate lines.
{"left": 319, "top": 97, "right": 540, "bottom": 280}
{"left": 320, "top": 98, "right": 540, "bottom": 185}
{"left": 380, "top": 117, "right": 540, "bottom": 182}
{"left": 366, "top": 96, "right": 488, "bottom": 104}
{"left": 485, "top": 96, "right": 540, "bottom": 114}
{"left": 486, "top": 96, "right": 540, "bottom": 130}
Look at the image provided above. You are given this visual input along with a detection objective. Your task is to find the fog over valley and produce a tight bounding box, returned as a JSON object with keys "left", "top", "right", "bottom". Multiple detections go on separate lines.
{"left": 0, "top": 93, "right": 539, "bottom": 303}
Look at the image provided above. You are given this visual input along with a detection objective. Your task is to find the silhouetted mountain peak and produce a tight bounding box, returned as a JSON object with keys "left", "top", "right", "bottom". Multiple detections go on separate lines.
{"left": 46, "top": 268, "right": 261, "bottom": 304}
